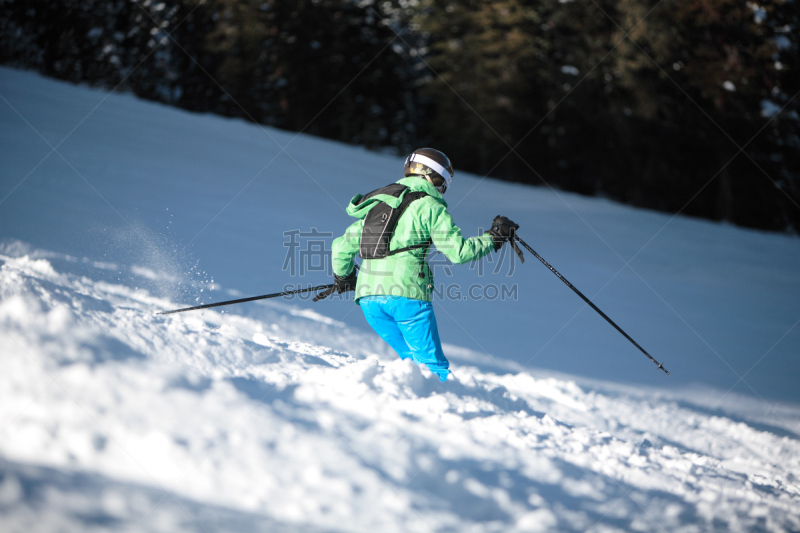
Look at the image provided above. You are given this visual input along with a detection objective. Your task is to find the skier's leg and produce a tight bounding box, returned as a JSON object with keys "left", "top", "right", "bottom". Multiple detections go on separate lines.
{"left": 359, "top": 296, "right": 413, "bottom": 360}
{"left": 389, "top": 297, "right": 450, "bottom": 381}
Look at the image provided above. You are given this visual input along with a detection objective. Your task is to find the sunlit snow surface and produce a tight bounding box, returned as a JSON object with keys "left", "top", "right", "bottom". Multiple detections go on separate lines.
{"left": 1, "top": 67, "right": 799, "bottom": 531}
{"left": 2, "top": 251, "right": 799, "bottom": 532}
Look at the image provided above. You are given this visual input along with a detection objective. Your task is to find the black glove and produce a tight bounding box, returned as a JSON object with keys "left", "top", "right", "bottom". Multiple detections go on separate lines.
{"left": 485, "top": 215, "right": 525, "bottom": 262}
{"left": 313, "top": 269, "right": 357, "bottom": 302}
{"left": 486, "top": 216, "right": 519, "bottom": 251}
{"left": 333, "top": 269, "right": 358, "bottom": 293}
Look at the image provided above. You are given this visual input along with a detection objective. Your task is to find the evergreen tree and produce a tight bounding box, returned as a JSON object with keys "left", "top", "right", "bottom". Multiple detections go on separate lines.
{"left": 420, "top": 0, "right": 556, "bottom": 178}
{"left": 203, "top": 0, "right": 425, "bottom": 149}
{"left": 419, "top": 0, "right": 798, "bottom": 231}
{"left": 2, "top": 0, "right": 795, "bottom": 230}
{"left": 607, "top": 0, "right": 799, "bottom": 228}
{"left": 0, "top": 0, "right": 218, "bottom": 109}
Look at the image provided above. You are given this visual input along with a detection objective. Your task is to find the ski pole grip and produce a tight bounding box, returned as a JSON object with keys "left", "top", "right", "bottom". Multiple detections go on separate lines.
{"left": 313, "top": 286, "right": 336, "bottom": 302}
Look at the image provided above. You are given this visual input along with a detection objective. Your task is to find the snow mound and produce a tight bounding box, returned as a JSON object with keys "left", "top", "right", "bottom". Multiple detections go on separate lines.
{"left": 1, "top": 249, "right": 799, "bottom": 532}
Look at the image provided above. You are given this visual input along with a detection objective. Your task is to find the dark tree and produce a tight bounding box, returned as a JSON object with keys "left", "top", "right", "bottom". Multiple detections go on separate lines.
{"left": 2, "top": 0, "right": 796, "bottom": 230}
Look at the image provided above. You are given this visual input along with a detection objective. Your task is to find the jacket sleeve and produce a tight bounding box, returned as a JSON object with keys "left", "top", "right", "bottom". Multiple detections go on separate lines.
{"left": 428, "top": 202, "right": 494, "bottom": 264}
{"left": 331, "top": 218, "right": 363, "bottom": 276}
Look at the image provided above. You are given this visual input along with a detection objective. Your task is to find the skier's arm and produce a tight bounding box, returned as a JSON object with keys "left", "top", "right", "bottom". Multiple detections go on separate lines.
{"left": 429, "top": 204, "right": 494, "bottom": 264}
{"left": 331, "top": 219, "right": 363, "bottom": 276}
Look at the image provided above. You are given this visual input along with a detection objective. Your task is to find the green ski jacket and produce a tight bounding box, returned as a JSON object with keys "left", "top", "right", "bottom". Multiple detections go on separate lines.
{"left": 332, "top": 177, "right": 495, "bottom": 303}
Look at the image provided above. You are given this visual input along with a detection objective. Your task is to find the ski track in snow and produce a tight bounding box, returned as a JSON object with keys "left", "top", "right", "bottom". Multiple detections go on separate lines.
{"left": 1, "top": 251, "right": 799, "bottom": 533}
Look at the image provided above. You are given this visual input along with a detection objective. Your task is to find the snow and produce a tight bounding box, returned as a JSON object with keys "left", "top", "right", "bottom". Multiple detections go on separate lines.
{"left": 1, "top": 66, "right": 799, "bottom": 531}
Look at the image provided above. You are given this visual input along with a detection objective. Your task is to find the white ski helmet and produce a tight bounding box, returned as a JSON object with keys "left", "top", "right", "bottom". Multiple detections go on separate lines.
{"left": 404, "top": 148, "right": 454, "bottom": 194}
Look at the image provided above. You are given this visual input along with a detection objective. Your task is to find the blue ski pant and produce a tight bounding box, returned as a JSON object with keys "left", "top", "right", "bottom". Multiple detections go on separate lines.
{"left": 359, "top": 296, "right": 450, "bottom": 381}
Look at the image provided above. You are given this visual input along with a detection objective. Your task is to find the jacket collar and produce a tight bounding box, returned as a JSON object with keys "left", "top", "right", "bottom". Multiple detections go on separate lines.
{"left": 397, "top": 176, "right": 447, "bottom": 207}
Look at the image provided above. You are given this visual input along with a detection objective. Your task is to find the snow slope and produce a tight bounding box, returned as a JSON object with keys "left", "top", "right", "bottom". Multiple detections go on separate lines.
{"left": 1, "top": 67, "right": 800, "bottom": 531}
{"left": 2, "top": 249, "right": 799, "bottom": 532}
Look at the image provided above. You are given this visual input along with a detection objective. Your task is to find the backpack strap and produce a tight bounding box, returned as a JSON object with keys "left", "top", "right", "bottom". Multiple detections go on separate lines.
{"left": 359, "top": 187, "right": 430, "bottom": 259}
{"left": 385, "top": 191, "right": 430, "bottom": 256}
{"left": 355, "top": 182, "right": 407, "bottom": 206}
{"left": 386, "top": 240, "right": 431, "bottom": 256}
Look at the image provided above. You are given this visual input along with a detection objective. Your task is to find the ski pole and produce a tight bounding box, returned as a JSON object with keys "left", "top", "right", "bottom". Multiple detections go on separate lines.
{"left": 156, "top": 284, "right": 335, "bottom": 315}
{"left": 515, "top": 235, "right": 670, "bottom": 376}
{"left": 312, "top": 263, "right": 362, "bottom": 302}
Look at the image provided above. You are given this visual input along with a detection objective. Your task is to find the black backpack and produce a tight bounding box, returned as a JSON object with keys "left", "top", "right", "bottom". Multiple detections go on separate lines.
{"left": 358, "top": 183, "right": 431, "bottom": 259}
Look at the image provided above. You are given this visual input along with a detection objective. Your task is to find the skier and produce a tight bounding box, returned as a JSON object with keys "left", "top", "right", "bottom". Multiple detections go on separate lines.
{"left": 324, "top": 148, "right": 520, "bottom": 381}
